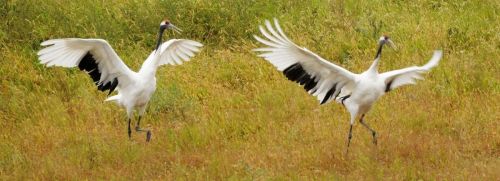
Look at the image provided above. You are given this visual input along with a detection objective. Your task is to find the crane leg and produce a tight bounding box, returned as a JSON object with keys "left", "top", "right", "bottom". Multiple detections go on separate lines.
{"left": 359, "top": 114, "right": 377, "bottom": 145}
{"left": 346, "top": 124, "right": 353, "bottom": 155}
{"left": 345, "top": 103, "right": 357, "bottom": 155}
{"left": 343, "top": 101, "right": 359, "bottom": 155}
{"left": 347, "top": 124, "right": 353, "bottom": 147}
{"left": 135, "top": 116, "right": 142, "bottom": 131}
{"left": 128, "top": 118, "right": 132, "bottom": 139}
{"left": 135, "top": 116, "right": 152, "bottom": 142}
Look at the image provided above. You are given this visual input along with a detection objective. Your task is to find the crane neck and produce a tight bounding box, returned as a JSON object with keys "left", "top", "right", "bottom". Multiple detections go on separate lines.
{"left": 368, "top": 41, "right": 385, "bottom": 72}
{"left": 155, "top": 26, "right": 166, "bottom": 51}
{"left": 140, "top": 25, "right": 167, "bottom": 78}
{"left": 374, "top": 41, "right": 384, "bottom": 60}
{"left": 139, "top": 50, "right": 162, "bottom": 77}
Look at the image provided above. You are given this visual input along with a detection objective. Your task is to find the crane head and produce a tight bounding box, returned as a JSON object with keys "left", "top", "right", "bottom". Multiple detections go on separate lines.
{"left": 378, "top": 35, "right": 397, "bottom": 50}
{"left": 156, "top": 19, "right": 183, "bottom": 51}
{"left": 160, "top": 19, "right": 182, "bottom": 34}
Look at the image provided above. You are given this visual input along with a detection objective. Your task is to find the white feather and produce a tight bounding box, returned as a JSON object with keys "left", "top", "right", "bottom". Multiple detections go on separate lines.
{"left": 380, "top": 50, "right": 443, "bottom": 91}
{"left": 37, "top": 21, "right": 204, "bottom": 142}
{"left": 254, "top": 19, "right": 358, "bottom": 104}
{"left": 254, "top": 18, "right": 443, "bottom": 144}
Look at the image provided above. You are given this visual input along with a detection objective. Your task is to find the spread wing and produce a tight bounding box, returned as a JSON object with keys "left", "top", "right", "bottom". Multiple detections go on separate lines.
{"left": 380, "top": 50, "right": 443, "bottom": 92}
{"left": 139, "top": 39, "right": 203, "bottom": 74}
{"left": 156, "top": 39, "right": 203, "bottom": 66}
{"left": 254, "top": 19, "right": 358, "bottom": 104}
{"left": 37, "top": 38, "right": 136, "bottom": 95}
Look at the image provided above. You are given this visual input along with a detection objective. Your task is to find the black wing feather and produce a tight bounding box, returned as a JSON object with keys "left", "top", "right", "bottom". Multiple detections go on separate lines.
{"left": 282, "top": 63, "right": 347, "bottom": 105}
{"left": 78, "top": 52, "right": 119, "bottom": 94}
{"left": 385, "top": 80, "right": 394, "bottom": 92}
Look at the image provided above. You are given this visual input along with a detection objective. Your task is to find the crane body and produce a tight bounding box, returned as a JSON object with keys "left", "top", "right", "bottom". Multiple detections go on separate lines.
{"left": 254, "top": 18, "right": 442, "bottom": 150}
{"left": 38, "top": 20, "right": 203, "bottom": 142}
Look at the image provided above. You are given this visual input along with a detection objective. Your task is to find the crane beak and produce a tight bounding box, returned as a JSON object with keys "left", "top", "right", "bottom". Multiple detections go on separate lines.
{"left": 386, "top": 39, "right": 397, "bottom": 51}
{"left": 168, "top": 24, "right": 182, "bottom": 34}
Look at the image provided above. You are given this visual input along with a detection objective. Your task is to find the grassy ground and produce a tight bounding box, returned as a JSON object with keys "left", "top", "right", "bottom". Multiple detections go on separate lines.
{"left": 1, "top": 0, "right": 499, "bottom": 180}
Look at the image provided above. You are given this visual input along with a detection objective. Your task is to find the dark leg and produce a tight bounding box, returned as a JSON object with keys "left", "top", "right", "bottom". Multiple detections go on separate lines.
{"left": 135, "top": 116, "right": 142, "bottom": 131}
{"left": 359, "top": 114, "right": 377, "bottom": 145}
{"left": 346, "top": 124, "right": 353, "bottom": 154}
{"left": 135, "top": 115, "right": 152, "bottom": 142}
{"left": 128, "top": 118, "right": 132, "bottom": 139}
{"left": 146, "top": 131, "right": 152, "bottom": 142}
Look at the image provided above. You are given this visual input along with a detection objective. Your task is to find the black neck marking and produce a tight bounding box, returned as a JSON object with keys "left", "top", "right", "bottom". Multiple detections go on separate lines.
{"left": 375, "top": 42, "right": 385, "bottom": 59}
{"left": 155, "top": 26, "right": 166, "bottom": 51}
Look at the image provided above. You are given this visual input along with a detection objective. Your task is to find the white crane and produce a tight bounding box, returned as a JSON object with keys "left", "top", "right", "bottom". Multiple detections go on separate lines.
{"left": 37, "top": 19, "right": 203, "bottom": 142}
{"left": 254, "top": 19, "right": 442, "bottom": 151}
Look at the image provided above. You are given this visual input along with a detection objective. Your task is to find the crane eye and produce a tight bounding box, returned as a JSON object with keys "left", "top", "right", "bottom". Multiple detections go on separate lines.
{"left": 161, "top": 20, "right": 170, "bottom": 26}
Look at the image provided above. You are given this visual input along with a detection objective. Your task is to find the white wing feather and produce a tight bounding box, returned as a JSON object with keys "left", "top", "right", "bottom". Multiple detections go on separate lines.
{"left": 140, "top": 39, "right": 203, "bottom": 73}
{"left": 254, "top": 19, "right": 358, "bottom": 104}
{"left": 158, "top": 39, "right": 203, "bottom": 66}
{"left": 380, "top": 50, "right": 443, "bottom": 91}
{"left": 37, "top": 38, "right": 135, "bottom": 89}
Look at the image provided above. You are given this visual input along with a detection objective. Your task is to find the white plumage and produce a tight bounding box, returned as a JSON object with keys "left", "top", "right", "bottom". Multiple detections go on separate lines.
{"left": 37, "top": 20, "right": 203, "bottom": 142}
{"left": 254, "top": 19, "right": 442, "bottom": 150}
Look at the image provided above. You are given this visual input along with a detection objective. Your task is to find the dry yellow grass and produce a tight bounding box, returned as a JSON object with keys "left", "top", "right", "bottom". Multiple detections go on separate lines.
{"left": 0, "top": 0, "right": 499, "bottom": 180}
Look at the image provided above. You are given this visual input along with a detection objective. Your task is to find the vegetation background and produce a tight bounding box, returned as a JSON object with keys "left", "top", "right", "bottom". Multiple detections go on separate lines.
{"left": 0, "top": 0, "right": 498, "bottom": 180}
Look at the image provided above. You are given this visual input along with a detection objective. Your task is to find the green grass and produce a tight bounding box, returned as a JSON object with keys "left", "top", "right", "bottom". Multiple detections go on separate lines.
{"left": 1, "top": 0, "right": 499, "bottom": 180}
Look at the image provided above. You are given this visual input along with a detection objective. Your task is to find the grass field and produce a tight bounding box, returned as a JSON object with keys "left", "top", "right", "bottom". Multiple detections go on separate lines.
{"left": 1, "top": 0, "right": 499, "bottom": 180}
